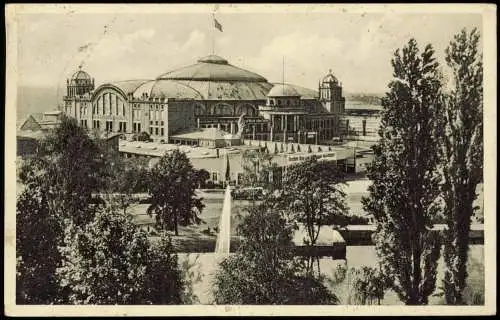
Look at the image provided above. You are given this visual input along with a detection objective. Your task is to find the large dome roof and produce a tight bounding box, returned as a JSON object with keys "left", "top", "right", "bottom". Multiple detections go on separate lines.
{"left": 157, "top": 55, "right": 268, "bottom": 82}
{"left": 267, "top": 84, "right": 301, "bottom": 97}
{"left": 95, "top": 55, "right": 322, "bottom": 102}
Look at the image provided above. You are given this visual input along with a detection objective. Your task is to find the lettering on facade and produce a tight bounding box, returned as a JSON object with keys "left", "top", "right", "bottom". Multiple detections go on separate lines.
{"left": 286, "top": 152, "right": 336, "bottom": 164}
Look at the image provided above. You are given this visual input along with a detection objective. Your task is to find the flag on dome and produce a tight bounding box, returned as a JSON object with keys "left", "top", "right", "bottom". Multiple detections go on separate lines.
{"left": 214, "top": 18, "right": 223, "bottom": 32}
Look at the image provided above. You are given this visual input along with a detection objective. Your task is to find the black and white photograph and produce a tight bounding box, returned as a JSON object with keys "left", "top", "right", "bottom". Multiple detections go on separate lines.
{"left": 4, "top": 3, "right": 496, "bottom": 316}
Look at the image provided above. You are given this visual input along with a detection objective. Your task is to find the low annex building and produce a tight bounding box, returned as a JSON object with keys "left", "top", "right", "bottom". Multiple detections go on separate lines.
{"left": 61, "top": 54, "right": 346, "bottom": 145}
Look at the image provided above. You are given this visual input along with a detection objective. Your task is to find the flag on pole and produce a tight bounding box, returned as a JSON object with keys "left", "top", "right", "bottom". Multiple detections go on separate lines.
{"left": 214, "top": 17, "right": 223, "bottom": 32}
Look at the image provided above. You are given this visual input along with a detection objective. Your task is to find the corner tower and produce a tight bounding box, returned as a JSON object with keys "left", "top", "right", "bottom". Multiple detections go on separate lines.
{"left": 63, "top": 67, "right": 94, "bottom": 126}
{"left": 319, "top": 69, "right": 345, "bottom": 115}
{"left": 66, "top": 67, "right": 95, "bottom": 97}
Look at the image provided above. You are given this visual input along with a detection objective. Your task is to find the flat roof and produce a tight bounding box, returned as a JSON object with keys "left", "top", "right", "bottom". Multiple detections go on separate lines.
{"left": 171, "top": 127, "right": 233, "bottom": 141}
{"left": 119, "top": 141, "right": 244, "bottom": 159}
{"left": 17, "top": 130, "right": 47, "bottom": 140}
{"left": 119, "top": 140, "right": 366, "bottom": 162}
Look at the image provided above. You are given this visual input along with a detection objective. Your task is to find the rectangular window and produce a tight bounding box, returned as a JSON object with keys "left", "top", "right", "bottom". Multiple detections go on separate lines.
{"left": 150, "top": 127, "right": 153, "bottom": 135}
{"left": 137, "top": 123, "right": 141, "bottom": 133}
{"left": 122, "top": 122, "right": 126, "bottom": 133}
{"left": 212, "top": 172, "right": 218, "bottom": 181}
{"left": 106, "top": 121, "right": 113, "bottom": 132}
{"left": 160, "top": 128, "right": 164, "bottom": 136}
{"left": 155, "top": 128, "right": 159, "bottom": 135}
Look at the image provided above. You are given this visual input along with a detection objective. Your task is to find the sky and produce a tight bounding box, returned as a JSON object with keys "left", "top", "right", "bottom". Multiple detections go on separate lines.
{"left": 14, "top": 4, "right": 483, "bottom": 95}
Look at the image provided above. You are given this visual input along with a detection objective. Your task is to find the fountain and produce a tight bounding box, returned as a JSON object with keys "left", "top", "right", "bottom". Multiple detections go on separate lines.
{"left": 215, "top": 185, "right": 232, "bottom": 254}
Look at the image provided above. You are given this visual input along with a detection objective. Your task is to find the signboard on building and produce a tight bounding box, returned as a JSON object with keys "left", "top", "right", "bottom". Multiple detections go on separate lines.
{"left": 285, "top": 151, "right": 337, "bottom": 165}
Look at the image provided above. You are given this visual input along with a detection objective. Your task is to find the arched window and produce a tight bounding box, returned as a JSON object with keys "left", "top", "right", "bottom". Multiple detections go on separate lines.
{"left": 213, "top": 104, "right": 233, "bottom": 116}
{"left": 194, "top": 104, "right": 205, "bottom": 116}
{"left": 236, "top": 104, "right": 256, "bottom": 117}
{"left": 114, "top": 95, "right": 118, "bottom": 115}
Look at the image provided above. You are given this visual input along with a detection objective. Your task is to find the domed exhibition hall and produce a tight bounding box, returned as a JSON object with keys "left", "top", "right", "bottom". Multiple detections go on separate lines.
{"left": 62, "top": 54, "right": 346, "bottom": 144}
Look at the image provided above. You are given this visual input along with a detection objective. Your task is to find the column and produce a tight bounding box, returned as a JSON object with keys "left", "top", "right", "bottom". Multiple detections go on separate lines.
{"left": 284, "top": 116, "right": 288, "bottom": 141}
{"left": 230, "top": 122, "right": 235, "bottom": 134}
{"left": 164, "top": 106, "right": 169, "bottom": 141}
{"left": 252, "top": 124, "right": 256, "bottom": 140}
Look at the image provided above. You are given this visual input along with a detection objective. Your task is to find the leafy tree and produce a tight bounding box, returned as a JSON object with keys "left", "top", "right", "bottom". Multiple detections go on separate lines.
{"left": 137, "top": 131, "right": 152, "bottom": 142}
{"left": 57, "top": 203, "right": 185, "bottom": 304}
{"left": 100, "top": 149, "right": 151, "bottom": 213}
{"left": 195, "top": 169, "right": 210, "bottom": 189}
{"left": 348, "top": 266, "right": 388, "bottom": 305}
{"left": 142, "top": 233, "right": 185, "bottom": 304}
{"left": 16, "top": 116, "right": 107, "bottom": 303}
{"left": 362, "top": 39, "right": 444, "bottom": 305}
{"left": 280, "top": 157, "right": 348, "bottom": 246}
{"left": 212, "top": 201, "right": 338, "bottom": 305}
{"left": 147, "top": 149, "right": 205, "bottom": 235}
{"left": 57, "top": 204, "right": 150, "bottom": 304}
{"left": 20, "top": 115, "right": 106, "bottom": 225}
{"left": 16, "top": 186, "right": 63, "bottom": 304}
{"left": 441, "top": 28, "right": 483, "bottom": 305}
{"left": 239, "top": 149, "right": 279, "bottom": 194}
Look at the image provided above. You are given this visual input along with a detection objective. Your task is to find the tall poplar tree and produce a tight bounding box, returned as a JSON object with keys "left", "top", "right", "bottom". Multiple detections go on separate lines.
{"left": 441, "top": 28, "right": 483, "bottom": 305}
{"left": 362, "top": 39, "right": 444, "bottom": 305}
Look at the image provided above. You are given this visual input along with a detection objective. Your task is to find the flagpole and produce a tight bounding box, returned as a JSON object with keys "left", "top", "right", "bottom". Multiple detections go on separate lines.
{"left": 211, "top": 12, "right": 215, "bottom": 54}
{"left": 282, "top": 56, "right": 285, "bottom": 85}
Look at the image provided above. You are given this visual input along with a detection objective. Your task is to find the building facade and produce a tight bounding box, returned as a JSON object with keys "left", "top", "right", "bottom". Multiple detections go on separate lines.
{"left": 62, "top": 54, "right": 346, "bottom": 144}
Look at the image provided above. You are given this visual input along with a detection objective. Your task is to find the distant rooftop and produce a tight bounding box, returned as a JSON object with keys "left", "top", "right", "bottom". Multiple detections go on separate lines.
{"left": 345, "top": 101, "right": 383, "bottom": 111}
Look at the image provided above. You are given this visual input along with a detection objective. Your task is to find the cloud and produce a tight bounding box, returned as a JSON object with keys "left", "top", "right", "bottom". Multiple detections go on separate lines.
{"left": 181, "top": 29, "right": 206, "bottom": 51}
{"left": 86, "top": 28, "right": 157, "bottom": 59}
{"left": 56, "top": 28, "right": 209, "bottom": 88}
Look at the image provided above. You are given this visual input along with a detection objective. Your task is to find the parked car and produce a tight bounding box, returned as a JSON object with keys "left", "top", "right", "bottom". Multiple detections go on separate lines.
{"left": 231, "top": 187, "right": 265, "bottom": 200}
